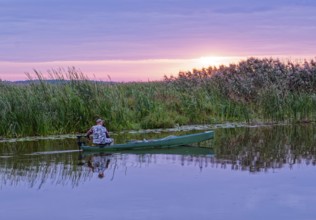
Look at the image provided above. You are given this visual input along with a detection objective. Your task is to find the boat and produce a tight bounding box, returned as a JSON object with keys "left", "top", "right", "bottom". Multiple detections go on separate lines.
{"left": 78, "top": 131, "right": 214, "bottom": 152}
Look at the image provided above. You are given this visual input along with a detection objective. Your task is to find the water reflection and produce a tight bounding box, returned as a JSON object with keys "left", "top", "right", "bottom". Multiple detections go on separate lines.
{"left": 0, "top": 155, "right": 88, "bottom": 189}
{"left": 85, "top": 154, "right": 111, "bottom": 179}
{"left": 0, "top": 124, "right": 315, "bottom": 189}
{"left": 212, "top": 124, "right": 316, "bottom": 172}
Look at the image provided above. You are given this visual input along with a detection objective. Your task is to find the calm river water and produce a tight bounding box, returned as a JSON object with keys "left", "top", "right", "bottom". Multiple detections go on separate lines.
{"left": 0, "top": 124, "right": 316, "bottom": 220}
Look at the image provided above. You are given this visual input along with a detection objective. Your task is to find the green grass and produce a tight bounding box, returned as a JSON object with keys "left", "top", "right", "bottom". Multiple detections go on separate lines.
{"left": 1, "top": 57, "right": 316, "bottom": 138}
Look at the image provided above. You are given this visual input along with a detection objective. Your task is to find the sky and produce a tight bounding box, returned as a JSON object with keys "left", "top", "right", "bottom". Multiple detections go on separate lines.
{"left": 0, "top": 0, "right": 315, "bottom": 81}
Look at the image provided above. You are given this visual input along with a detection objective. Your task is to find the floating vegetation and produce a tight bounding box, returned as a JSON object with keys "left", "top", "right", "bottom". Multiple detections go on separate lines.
{"left": 0, "top": 122, "right": 285, "bottom": 143}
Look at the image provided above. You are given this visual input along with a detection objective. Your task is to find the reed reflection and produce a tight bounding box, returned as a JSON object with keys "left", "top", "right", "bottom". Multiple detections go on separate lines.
{"left": 0, "top": 124, "right": 315, "bottom": 189}
{"left": 213, "top": 124, "right": 316, "bottom": 172}
{"left": 0, "top": 154, "right": 90, "bottom": 189}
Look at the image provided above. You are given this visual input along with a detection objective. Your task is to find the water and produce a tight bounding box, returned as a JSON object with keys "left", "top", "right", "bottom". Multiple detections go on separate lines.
{"left": 0, "top": 124, "right": 316, "bottom": 220}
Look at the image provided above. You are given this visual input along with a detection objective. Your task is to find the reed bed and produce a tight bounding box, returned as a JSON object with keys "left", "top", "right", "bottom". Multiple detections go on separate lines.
{"left": 165, "top": 57, "right": 316, "bottom": 123}
{"left": 0, "top": 58, "right": 315, "bottom": 137}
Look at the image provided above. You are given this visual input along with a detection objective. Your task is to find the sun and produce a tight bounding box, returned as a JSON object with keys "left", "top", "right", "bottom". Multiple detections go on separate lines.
{"left": 196, "top": 56, "right": 224, "bottom": 67}
{"left": 193, "top": 56, "right": 243, "bottom": 69}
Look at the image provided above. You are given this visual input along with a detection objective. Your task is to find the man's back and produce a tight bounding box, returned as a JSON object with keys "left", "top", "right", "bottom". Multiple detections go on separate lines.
{"left": 92, "top": 125, "right": 107, "bottom": 144}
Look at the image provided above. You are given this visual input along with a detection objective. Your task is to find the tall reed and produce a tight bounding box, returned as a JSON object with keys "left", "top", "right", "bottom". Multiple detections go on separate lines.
{"left": 1, "top": 58, "right": 315, "bottom": 138}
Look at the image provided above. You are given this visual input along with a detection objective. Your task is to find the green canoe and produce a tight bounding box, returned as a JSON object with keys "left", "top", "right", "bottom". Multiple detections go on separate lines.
{"left": 78, "top": 131, "right": 214, "bottom": 152}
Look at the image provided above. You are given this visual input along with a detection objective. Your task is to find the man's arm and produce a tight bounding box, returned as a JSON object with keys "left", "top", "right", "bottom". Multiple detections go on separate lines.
{"left": 86, "top": 128, "right": 93, "bottom": 140}
{"left": 105, "top": 130, "right": 110, "bottom": 138}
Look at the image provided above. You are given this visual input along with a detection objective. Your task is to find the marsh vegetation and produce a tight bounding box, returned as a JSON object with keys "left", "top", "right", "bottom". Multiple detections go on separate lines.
{"left": 0, "top": 57, "right": 315, "bottom": 137}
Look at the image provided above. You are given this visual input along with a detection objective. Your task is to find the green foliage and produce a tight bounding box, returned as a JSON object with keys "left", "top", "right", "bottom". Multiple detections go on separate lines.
{"left": 1, "top": 58, "right": 316, "bottom": 137}
{"left": 165, "top": 57, "right": 316, "bottom": 124}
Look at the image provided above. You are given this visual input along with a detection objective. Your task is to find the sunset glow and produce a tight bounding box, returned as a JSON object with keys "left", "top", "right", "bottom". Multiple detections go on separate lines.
{"left": 0, "top": 56, "right": 245, "bottom": 82}
{"left": 196, "top": 56, "right": 221, "bottom": 67}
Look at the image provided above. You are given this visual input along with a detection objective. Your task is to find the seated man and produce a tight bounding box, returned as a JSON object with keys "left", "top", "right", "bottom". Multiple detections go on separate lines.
{"left": 86, "top": 119, "right": 113, "bottom": 145}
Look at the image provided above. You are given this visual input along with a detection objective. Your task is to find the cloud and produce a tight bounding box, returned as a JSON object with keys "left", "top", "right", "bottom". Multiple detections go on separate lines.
{"left": 0, "top": 0, "right": 315, "bottom": 65}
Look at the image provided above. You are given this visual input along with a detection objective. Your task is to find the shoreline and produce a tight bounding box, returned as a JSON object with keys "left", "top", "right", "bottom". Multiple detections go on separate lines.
{"left": 1, "top": 121, "right": 314, "bottom": 143}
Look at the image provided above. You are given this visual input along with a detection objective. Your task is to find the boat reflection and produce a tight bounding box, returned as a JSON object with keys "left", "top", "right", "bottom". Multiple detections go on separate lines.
{"left": 0, "top": 124, "right": 315, "bottom": 189}
{"left": 78, "top": 146, "right": 214, "bottom": 180}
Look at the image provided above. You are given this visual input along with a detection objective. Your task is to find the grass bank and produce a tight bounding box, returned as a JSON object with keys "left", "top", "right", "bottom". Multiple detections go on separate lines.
{"left": 1, "top": 58, "right": 316, "bottom": 137}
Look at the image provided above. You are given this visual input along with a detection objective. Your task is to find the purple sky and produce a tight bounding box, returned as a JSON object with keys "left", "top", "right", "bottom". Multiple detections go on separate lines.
{"left": 1, "top": 0, "right": 315, "bottom": 81}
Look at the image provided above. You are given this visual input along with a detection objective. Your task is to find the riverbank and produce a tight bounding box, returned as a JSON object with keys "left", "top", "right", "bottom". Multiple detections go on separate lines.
{"left": 1, "top": 121, "right": 314, "bottom": 143}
